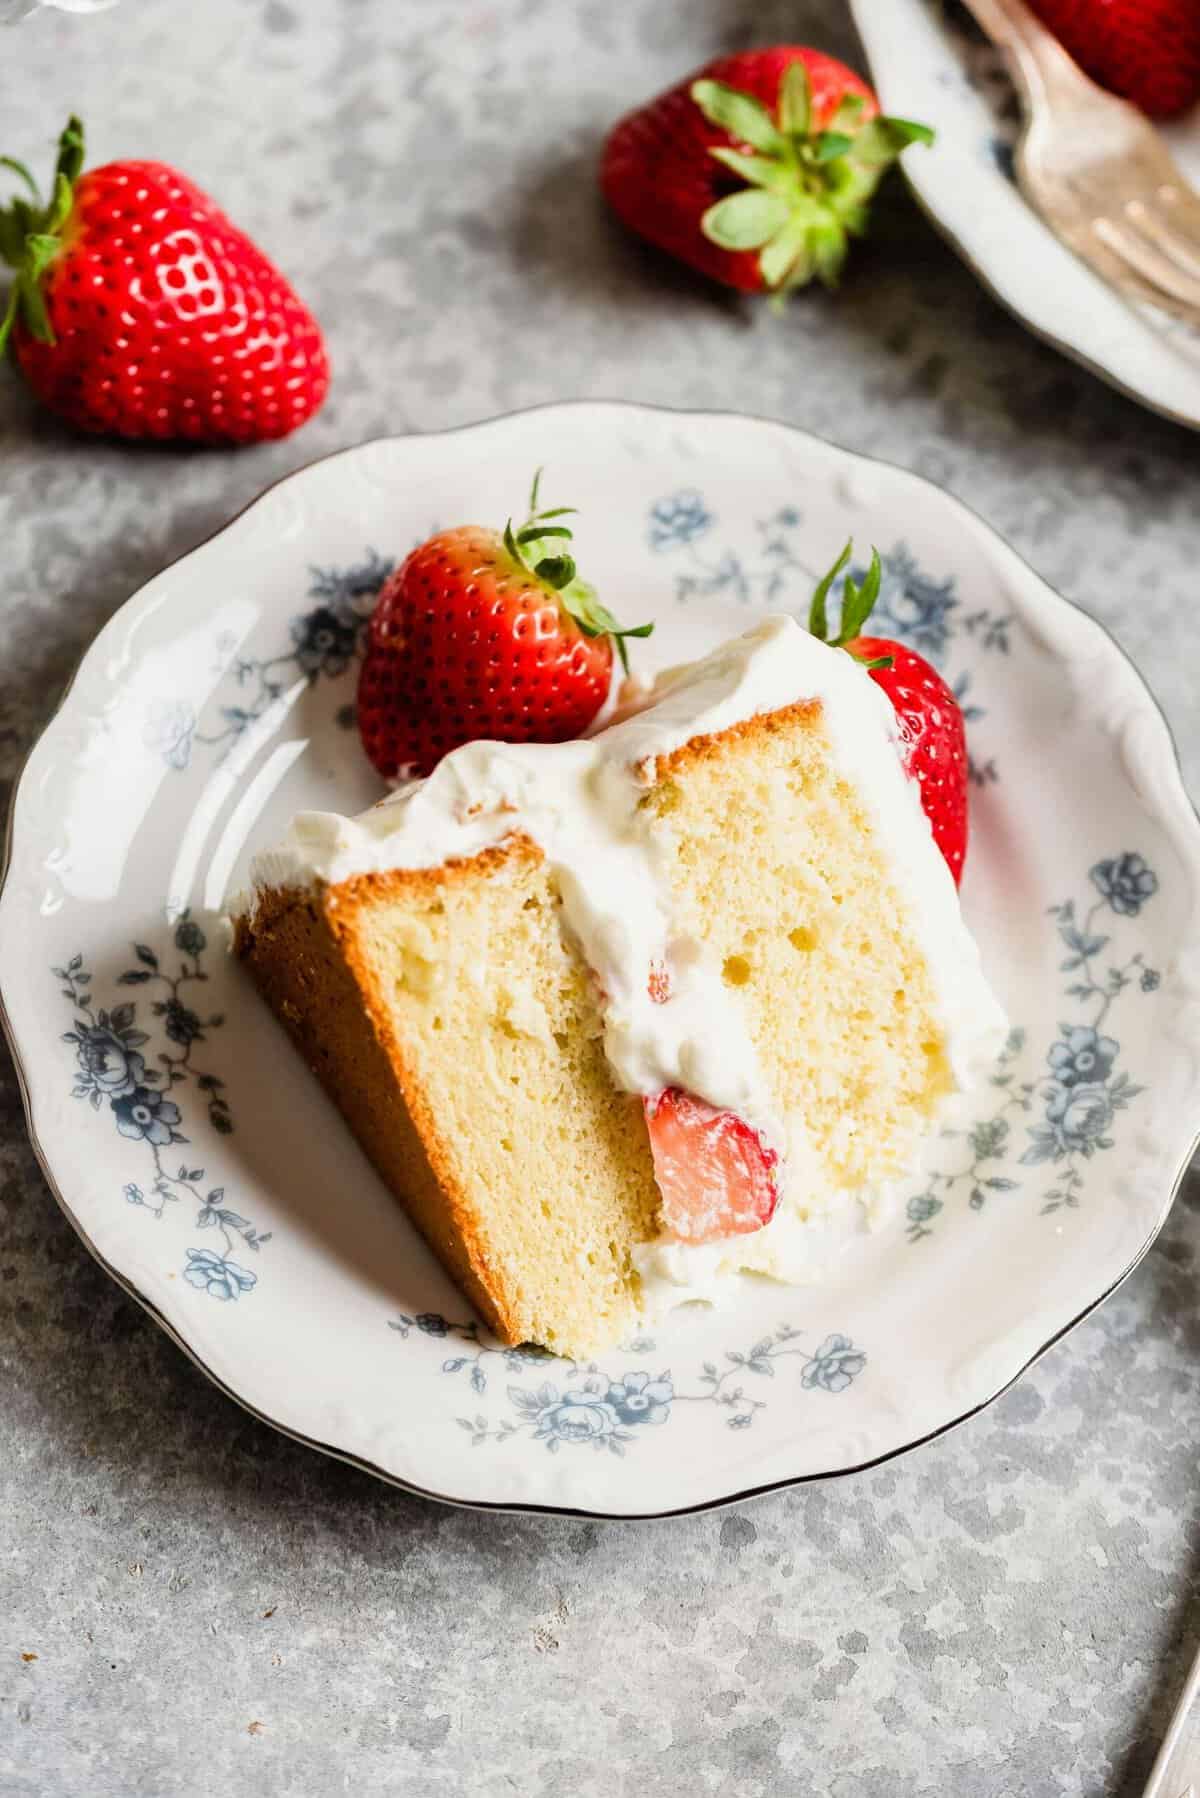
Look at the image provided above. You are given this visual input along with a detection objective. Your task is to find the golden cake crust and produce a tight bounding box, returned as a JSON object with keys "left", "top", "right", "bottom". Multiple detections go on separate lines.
{"left": 642, "top": 696, "right": 823, "bottom": 784}
{"left": 234, "top": 837, "right": 550, "bottom": 1345}
{"left": 235, "top": 698, "right": 953, "bottom": 1356}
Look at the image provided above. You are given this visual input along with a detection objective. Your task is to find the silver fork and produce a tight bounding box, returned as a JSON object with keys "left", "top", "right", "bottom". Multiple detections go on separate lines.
{"left": 958, "top": 0, "right": 1200, "bottom": 324}
{"left": 1141, "top": 1637, "right": 1200, "bottom": 1798}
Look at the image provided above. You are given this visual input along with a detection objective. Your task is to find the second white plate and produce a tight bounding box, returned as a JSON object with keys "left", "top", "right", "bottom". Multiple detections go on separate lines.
{"left": 851, "top": 0, "right": 1200, "bottom": 429}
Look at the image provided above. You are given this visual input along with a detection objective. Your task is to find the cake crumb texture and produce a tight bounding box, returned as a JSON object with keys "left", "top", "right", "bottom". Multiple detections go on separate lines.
{"left": 237, "top": 702, "right": 953, "bottom": 1356}
{"left": 650, "top": 702, "right": 952, "bottom": 1194}
{"left": 236, "top": 841, "right": 661, "bottom": 1358}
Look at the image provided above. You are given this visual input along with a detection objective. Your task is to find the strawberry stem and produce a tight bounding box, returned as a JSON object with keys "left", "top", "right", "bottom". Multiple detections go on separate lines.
{"left": 0, "top": 115, "right": 85, "bottom": 354}
{"left": 807, "top": 539, "right": 893, "bottom": 669}
{"left": 808, "top": 540, "right": 850, "bottom": 642}
{"left": 503, "top": 470, "right": 653, "bottom": 674}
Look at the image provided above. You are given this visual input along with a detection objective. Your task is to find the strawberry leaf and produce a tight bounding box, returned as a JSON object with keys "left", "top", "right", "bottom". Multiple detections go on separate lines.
{"left": 54, "top": 116, "right": 85, "bottom": 189}
{"left": 533, "top": 553, "right": 576, "bottom": 590}
{"left": 708, "top": 147, "right": 793, "bottom": 195}
{"left": 880, "top": 116, "right": 936, "bottom": 148}
{"left": 0, "top": 208, "right": 22, "bottom": 269}
{"left": 690, "top": 79, "right": 786, "bottom": 155}
{"left": 559, "top": 583, "right": 653, "bottom": 673}
{"left": 838, "top": 551, "right": 883, "bottom": 642}
{"left": 813, "top": 131, "right": 854, "bottom": 165}
{"left": 25, "top": 234, "right": 59, "bottom": 280}
{"left": 18, "top": 276, "right": 52, "bottom": 344}
{"left": 608, "top": 620, "right": 654, "bottom": 675}
{"left": 0, "top": 115, "right": 86, "bottom": 352}
{"left": 0, "top": 156, "right": 39, "bottom": 205}
{"left": 808, "top": 541, "right": 852, "bottom": 642}
{"left": 778, "top": 61, "right": 812, "bottom": 138}
{"left": 45, "top": 173, "right": 73, "bottom": 235}
{"left": 0, "top": 285, "right": 19, "bottom": 354}
{"left": 759, "top": 215, "right": 813, "bottom": 291}
{"left": 810, "top": 220, "right": 848, "bottom": 288}
{"left": 510, "top": 469, "right": 653, "bottom": 673}
{"left": 702, "top": 190, "right": 791, "bottom": 252}
{"left": 677, "top": 73, "right": 933, "bottom": 304}
{"left": 830, "top": 92, "right": 867, "bottom": 131}
{"left": 807, "top": 539, "right": 888, "bottom": 657}
{"left": 854, "top": 116, "right": 935, "bottom": 167}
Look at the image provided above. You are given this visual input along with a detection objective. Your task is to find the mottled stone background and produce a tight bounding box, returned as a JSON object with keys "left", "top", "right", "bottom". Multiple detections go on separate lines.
{"left": 1, "top": 2, "right": 1198, "bottom": 1794}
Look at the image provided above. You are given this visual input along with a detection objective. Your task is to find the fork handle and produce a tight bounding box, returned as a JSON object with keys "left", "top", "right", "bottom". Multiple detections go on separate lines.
{"left": 955, "top": 0, "right": 1095, "bottom": 109}
{"left": 1141, "top": 1639, "right": 1200, "bottom": 1798}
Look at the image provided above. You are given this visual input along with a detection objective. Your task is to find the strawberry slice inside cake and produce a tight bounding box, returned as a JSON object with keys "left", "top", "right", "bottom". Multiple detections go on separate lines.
{"left": 645, "top": 1089, "right": 780, "bottom": 1244}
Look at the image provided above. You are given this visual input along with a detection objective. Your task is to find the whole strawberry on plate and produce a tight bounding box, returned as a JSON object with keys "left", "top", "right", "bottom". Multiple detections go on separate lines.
{"left": 806, "top": 541, "right": 969, "bottom": 885}
{"left": 1028, "top": 0, "right": 1200, "bottom": 119}
{"left": 358, "top": 472, "right": 653, "bottom": 780}
{"left": 0, "top": 117, "right": 328, "bottom": 442}
{"left": 601, "top": 47, "right": 933, "bottom": 300}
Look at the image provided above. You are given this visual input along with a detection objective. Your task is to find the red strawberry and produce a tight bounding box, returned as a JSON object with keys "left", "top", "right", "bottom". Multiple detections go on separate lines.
{"left": 0, "top": 117, "right": 328, "bottom": 443}
{"left": 643, "top": 1088, "right": 780, "bottom": 1245}
{"left": 807, "top": 543, "right": 969, "bottom": 885}
{"left": 357, "top": 471, "right": 652, "bottom": 780}
{"left": 1027, "top": 0, "right": 1200, "bottom": 120}
{"left": 601, "top": 47, "right": 933, "bottom": 299}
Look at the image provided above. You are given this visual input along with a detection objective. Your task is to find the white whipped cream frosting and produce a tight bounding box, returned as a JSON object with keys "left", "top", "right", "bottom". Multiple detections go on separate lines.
{"left": 240, "top": 616, "right": 1006, "bottom": 1313}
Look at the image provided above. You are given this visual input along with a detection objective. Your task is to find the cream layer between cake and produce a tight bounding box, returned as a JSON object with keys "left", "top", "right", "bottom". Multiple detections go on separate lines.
{"left": 236, "top": 616, "right": 1006, "bottom": 1312}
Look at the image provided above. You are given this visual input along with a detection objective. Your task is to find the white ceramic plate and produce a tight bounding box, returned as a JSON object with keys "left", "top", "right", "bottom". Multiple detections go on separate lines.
{"left": 4, "top": 401, "right": 1200, "bottom": 1518}
{"left": 850, "top": 0, "right": 1200, "bottom": 430}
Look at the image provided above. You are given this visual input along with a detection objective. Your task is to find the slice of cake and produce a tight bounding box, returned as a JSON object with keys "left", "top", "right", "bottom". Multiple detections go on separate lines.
{"left": 234, "top": 616, "right": 1005, "bottom": 1357}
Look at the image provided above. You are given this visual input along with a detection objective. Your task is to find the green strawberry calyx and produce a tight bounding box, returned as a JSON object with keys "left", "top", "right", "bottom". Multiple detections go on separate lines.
{"left": 502, "top": 469, "right": 654, "bottom": 675}
{"left": 0, "top": 115, "right": 85, "bottom": 354}
{"left": 691, "top": 64, "right": 933, "bottom": 299}
{"left": 807, "top": 540, "right": 894, "bottom": 671}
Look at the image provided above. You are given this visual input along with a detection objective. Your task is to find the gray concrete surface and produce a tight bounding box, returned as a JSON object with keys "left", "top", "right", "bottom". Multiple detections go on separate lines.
{"left": 2, "top": 2, "right": 1199, "bottom": 1793}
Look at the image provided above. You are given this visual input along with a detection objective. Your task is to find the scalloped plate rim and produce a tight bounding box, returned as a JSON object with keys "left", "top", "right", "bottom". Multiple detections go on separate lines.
{"left": 3, "top": 398, "right": 1199, "bottom": 1518}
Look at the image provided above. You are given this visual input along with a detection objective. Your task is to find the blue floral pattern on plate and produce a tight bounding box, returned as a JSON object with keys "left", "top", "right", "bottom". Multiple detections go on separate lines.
{"left": 42, "top": 492, "right": 1174, "bottom": 1473}
{"left": 647, "top": 493, "right": 1009, "bottom": 786}
{"left": 648, "top": 489, "right": 714, "bottom": 552}
{"left": 11, "top": 402, "right": 1195, "bottom": 1515}
{"left": 89, "top": 526, "right": 1166, "bottom": 1360}
{"left": 647, "top": 490, "right": 1160, "bottom": 1244}
{"left": 906, "top": 856, "right": 1158, "bottom": 1238}
{"left": 649, "top": 491, "right": 807, "bottom": 606}
{"left": 54, "top": 916, "right": 270, "bottom": 1296}
{"left": 388, "top": 1315, "right": 867, "bottom": 1451}
{"left": 146, "top": 550, "right": 393, "bottom": 771}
